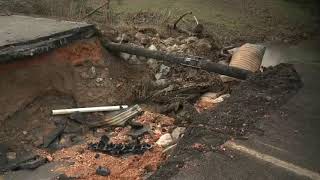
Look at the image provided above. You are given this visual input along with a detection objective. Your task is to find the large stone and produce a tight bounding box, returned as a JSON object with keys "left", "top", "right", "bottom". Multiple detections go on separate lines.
{"left": 148, "top": 44, "right": 157, "bottom": 51}
{"left": 171, "top": 127, "right": 186, "bottom": 142}
{"left": 155, "top": 79, "right": 168, "bottom": 86}
{"left": 128, "top": 55, "right": 142, "bottom": 65}
{"left": 147, "top": 58, "right": 158, "bottom": 70}
{"left": 155, "top": 64, "right": 171, "bottom": 80}
{"left": 159, "top": 64, "right": 171, "bottom": 75}
{"left": 120, "top": 53, "right": 131, "bottom": 61}
{"left": 6, "top": 152, "right": 16, "bottom": 160}
{"left": 156, "top": 133, "right": 173, "bottom": 147}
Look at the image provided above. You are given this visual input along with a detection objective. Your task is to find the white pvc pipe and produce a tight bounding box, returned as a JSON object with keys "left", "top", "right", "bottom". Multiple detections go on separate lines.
{"left": 52, "top": 105, "right": 129, "bottom": 115}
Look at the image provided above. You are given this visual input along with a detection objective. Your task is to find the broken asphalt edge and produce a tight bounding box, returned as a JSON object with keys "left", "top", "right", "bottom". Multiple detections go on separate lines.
{"left": 0, "top": 24, "right": 97, "bottom": 64}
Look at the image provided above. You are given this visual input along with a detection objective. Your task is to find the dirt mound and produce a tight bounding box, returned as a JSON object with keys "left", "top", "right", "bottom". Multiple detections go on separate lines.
{"left": 150, "top": 63, "right": 302, "bottom": 179}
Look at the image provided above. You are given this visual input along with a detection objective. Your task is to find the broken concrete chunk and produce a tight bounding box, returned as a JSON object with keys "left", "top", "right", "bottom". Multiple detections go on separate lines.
{"left": 147, "top": 58, "right": 158, "bottom": 70}
{"left": 156, "top": 133, "right": 173, "bottom": 147}
{"left": 155, "top": 73, "right": 162, "bottom": 80}
{"left": 120, "top": 52, "right": 131, "bottom": 61}
{"left": 202, "top": 92, "right": 218, "bottom": 99}
{"left": 6, "top": 152, "right": 16, "bottom": 160}
{"left": 95, "top": 77, "right": 104, "bottom": 83}
{"left": 212, "top": 94, "right": 231, "bottom": 103}
{"left": 160, "top": 64, "right": 171, "bottom": 74}
{"left": 128, "top": 55, "right": 142, "bottom": 65}
{"left": 171, "top": 127, "right": 186, "bottom": 142}
{"left": 148, "top": 44, "right": 157, "bottom": 51}
{"left": 155, "top": 79, "right": 168, "bottom": 87}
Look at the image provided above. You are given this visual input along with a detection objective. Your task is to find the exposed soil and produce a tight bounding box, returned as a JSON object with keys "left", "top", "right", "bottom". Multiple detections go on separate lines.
{"left": 150, "top": 64, "right": 302, "bottom": 179}
{"left": 0, "top": 34, "right": 223, "bottom": 179}
{"left": 0, "top": 0, "right": 313, "bottom": 179}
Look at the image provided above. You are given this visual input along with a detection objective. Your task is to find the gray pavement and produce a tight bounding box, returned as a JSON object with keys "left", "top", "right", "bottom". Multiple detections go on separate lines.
{"left": 0, "top": 15, "right": 90, "bottom": 47}
{"left": 171, "top": 38, "right": 320, "bottom": 180}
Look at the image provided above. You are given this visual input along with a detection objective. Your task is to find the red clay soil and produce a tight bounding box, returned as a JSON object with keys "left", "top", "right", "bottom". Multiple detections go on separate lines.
{"left": 48, "top": 111, "right": 174, "bottom": 179}
{"left": 0, "top": 37, "right": 153, "bottom": 122}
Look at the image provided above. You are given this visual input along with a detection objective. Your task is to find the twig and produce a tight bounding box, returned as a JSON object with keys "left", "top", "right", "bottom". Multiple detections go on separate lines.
{"left": 82, "top": 0, "right": 110, "bottom": 19}
{"left": 173, "top": 11, "right": 192, "bottom": 29}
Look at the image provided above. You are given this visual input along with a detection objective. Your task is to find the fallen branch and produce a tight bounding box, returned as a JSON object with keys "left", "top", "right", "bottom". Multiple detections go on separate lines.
{"left": 82, "top": 0, "right": 110, "bottom": 19}
{"left": 173, "top": 11, "right": 192, "bottom": 29}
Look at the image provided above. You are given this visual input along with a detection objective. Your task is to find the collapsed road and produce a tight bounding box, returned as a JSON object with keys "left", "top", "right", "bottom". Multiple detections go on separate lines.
{"left": 0, "top": 14, "right": 318, "bottom": 180}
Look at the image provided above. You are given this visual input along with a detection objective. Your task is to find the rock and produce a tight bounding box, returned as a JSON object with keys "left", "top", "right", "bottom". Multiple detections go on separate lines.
{"left": 156, "top": 133, "right": 173, "bottom": 147}
{"left": 46, "top": 155, "right": 53, "bottom": 162}
{"left": 220, "top": 75, "right": 237, "bottom": 82}
{"left": 219, "top": 94, "right": 231, "bottom": 99}
{"left": 148, "top": 44, "right": 157, "bottom": 51}
{"left": 212, "top": 94, "right": 230, "bottom": 103}
{"left": 166, "top": 44, "right": 179, "bottom": 52}
{"left": 95, "top": 153, "right": 100, "bottom": 159}
{"left": 115, "top": 36, "right": 122, "bottom": 42}
{"left": 159, "top": 64, "right": 171, "bottom": 76}
{"left": 138, "top": 56, "right": 147, "bottom": 61}
{"left": 140, "top": 37, "right": 150, "bottom": 45}
{"left": 135, "top": 32, "right": 146, "bottom": 40}
{"left": 120, "top": 53, "right": 131, "bottom": 61}
{"left": 227, "top": 47, "right": 239, "bottom": 55}
{"left": 155, "top": 79, "right": 168, "bottom": 86}
{"left": 128, "top": 55, "right": 142, "bottom": 65}
{"left": 183, "top": 36, "right": 198, "bottom": 44}
{"left": 171, "top": 127, "right": 186, "bottom": 142}
{"left": 121, "top": 33, "right": 129, "bottom": 42}
{"left": 202, "top": 92, "right": 218, "bottom": 99}
{"left": 195, "top": 92, "right": 220, "bottom": 112}
{"left": 22, "top": 131, "right": 28, "bottom": 135}
{"left": 155, "top": 73, "right": 162, "bottom": 80}
{"left": 155, "top": 64, "right": 170, "bottom": 80}
{"left": 96, "top": 166, "right": 111, "bottom": 176}
{"left": 147, "top": 59, "right": 158, "bottom": 70}
{"left": 88, "top": 66, "right": 96, "bottom": 78}
{"left": 95, "top": 77, "right": 104, "bottom": 83}
{"left": 158, "top": 44, "right": 167, "bottom": 51}
{"left": 6, "top": 152, "right": 16, "bottom": 160}
{"left": 196, "top": 39, "right": 212, "bottom": 50}
{"left": 163, "top": 37, "right": 175, "bottom": 46}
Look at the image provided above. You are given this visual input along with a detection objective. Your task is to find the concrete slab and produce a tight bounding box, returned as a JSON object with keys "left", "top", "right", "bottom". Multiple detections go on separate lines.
{"left": 0, "top": 15, "right": 90, "bottom": 47}
{"left": 0, "top": 15, "right": 96, "bottom": 63}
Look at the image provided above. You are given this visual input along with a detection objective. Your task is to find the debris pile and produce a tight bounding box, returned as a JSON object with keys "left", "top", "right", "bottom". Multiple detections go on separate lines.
{"left": 0, "top": 18, "right": 271, "bottom": 180}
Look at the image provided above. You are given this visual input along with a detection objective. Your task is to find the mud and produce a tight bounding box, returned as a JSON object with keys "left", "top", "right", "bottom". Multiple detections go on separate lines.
{"left": 150, "top": 64, "right": 302, "bottom": 179}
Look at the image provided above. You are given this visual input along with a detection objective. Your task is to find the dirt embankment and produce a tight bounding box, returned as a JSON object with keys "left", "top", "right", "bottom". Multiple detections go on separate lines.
{"left": 150, "top": 64, "right": 302, "bottom": 179}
